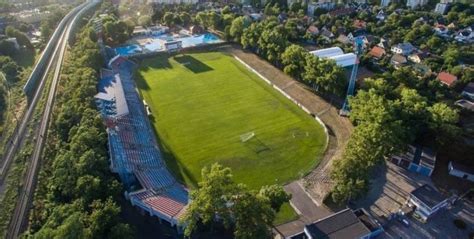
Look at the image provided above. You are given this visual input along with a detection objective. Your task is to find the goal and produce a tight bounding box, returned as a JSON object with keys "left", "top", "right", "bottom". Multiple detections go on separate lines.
{"left": 240, "top": 132, "right": 255, "bottom": 143}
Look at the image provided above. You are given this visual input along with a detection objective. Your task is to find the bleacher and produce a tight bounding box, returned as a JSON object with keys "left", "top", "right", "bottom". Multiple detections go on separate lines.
{"left": 95, "top": 57, "right": 189, "bottom": 227}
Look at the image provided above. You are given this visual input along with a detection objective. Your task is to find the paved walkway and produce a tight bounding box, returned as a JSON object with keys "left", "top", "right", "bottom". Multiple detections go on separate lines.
{"left": 275, "top": 182, "right": 332, "bottom": 237}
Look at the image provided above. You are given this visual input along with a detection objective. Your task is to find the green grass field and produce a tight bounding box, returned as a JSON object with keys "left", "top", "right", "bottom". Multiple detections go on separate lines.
{"left": 136, "top": 51, "right": 327, "bottom": 223}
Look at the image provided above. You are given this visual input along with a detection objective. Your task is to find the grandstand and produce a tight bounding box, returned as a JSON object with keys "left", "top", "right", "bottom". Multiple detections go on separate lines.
{"left": 95, "top": 56, "right": 189, "bottom": 228}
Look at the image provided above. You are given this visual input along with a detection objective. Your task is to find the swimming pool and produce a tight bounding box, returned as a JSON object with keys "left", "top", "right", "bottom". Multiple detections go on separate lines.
{"left": 115, "top": 44, "right": 142, "bottom": 56}
{"left": 115, "top": 33, "right": 223, "bottom": 56}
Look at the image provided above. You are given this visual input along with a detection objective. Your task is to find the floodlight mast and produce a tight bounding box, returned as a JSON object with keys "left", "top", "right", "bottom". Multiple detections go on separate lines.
{"left": 340, "top": 36, "right": 364, "bottom": 116}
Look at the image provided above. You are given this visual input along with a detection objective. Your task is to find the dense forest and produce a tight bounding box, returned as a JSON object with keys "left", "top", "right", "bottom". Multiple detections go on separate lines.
{"left": 27, "top": 14, "right": 133, "bottom": 238}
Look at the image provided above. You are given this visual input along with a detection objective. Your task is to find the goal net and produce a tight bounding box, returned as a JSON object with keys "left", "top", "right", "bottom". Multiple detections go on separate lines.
{"left": 240, "top": 132, "right": 255, "bottom": 143}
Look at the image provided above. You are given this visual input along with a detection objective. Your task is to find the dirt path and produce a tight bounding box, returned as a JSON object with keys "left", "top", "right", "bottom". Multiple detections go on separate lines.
{"left": 223, "top": 45, "right": 353, "bottom": 205}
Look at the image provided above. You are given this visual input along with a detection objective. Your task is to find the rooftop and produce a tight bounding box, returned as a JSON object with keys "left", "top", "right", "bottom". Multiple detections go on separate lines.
{"left": 450, "top": 161, "right": 474, "bottom": 175}
{"left": 437, "top": 72, "right": 458, "bottom": 87}
{"left": 463, "top": 82, "right": 474, "bottom": 94}
{"left": 411, "top": 184, "right": 447, "bottom": 209}
{"left": 304, "top": 209, "right": 371, "bottom": 239}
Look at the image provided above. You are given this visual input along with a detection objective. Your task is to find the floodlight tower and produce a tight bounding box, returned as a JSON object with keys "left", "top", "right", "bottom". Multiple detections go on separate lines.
{"left": 340, "top": 36, "right": 364, "bottom": 116}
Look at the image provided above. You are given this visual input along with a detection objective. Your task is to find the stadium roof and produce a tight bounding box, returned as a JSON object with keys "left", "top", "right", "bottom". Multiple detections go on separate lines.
{"left": 95, "top": 73, "right": 129, "bottom": 117}
{"left": 310, "top": 47, "right": 357, "bottom": 67}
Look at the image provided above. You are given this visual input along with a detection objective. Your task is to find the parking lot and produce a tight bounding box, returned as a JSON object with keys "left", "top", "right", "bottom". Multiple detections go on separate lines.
{"left": 353, "top": 162, "right": 433, "bottom": 218}
{"left": 352, "top": 161, "right": 474, "bottom": 238}
{"left": 382, "top": 199, "right": 474, "bottom": 239}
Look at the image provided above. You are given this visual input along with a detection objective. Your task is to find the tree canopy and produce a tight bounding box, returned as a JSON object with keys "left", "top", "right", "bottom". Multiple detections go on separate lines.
{"left": 181, "top": 163, "right": 290, "bottom": 239}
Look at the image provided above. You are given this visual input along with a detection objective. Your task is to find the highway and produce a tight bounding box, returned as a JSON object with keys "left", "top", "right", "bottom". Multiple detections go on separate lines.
{"left": 4, "top": 1, "right": 99, "bottom": 238}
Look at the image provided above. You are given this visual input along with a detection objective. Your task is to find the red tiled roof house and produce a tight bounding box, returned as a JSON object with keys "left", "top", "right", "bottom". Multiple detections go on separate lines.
{"left": 437, "top": 72, "right": 458, "bottom": 87}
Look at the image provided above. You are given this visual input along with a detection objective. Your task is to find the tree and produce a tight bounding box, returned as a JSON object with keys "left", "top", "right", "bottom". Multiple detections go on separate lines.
{"left": 182, "top": 163, "right": 238, "bottom": 236}
{"left": 179, "top": 12, "right": 192, "bottom": 26}
{"left": 258, "top": 185, "right": 291, "bottom": 212}
{"left": 162, "top": 12, "right": 175, "bottom": 27}
{"left": 138, "top": 15, "right": 152, "bottom": 26}
{"left": 181, "top": 164, "right": 290, "bottom": 238}
{"left": 222, "top": 6, "right": 232, "bottom": 15}
{"left": 241, "top": 23, "right": 261, "bottom": 50}
{"left": 232, "top": 191, "right": 274, "bottom": 239}
{"left": 284, "top": 18, "right": 299, "bottom": 41}
{"left": 5, "top": 26, "right": 33, "bottom": 49}
{"left": 281, "top": 44, "right": 308, "bottom": 79}
{"left": 258, "top": 25, "right": 289, "bottom": 64}
{"left": 230, "top": 16, "right": 247, "bottom": 42}
{"left": 443, "top": 47, "right": 460, "bottom": 68}
{"left": 427, "top": 103, "right": 460, "bottom": 145}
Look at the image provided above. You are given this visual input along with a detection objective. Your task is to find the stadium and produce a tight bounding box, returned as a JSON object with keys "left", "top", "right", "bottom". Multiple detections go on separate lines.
{"left": 95, "top": 43, "right": 328, "bottom": 229}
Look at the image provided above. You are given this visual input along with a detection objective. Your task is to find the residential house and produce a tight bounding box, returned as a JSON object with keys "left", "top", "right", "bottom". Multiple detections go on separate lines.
{"left": 389, "top": 145, "right": 436, "bottom": 177}
{"left": 455, "top": 99, "right": 474, "bottom": 111}
{"left": 407, "top": 184, "right": 450, "bottom": 222}
{"left": 390, "top": 54, "right": 407, "bottom": 68}
{"left": 278, "top": 12, "right": 288, "bottom": 23}
{"left": 369, "top": 46, "right": 386, "bottom": 59}
{"left": 337, "top": 34, "right": 351, "bottom": 44}
{"left": 348, "top": 29, "right": 367, "bottom": 42}
{"left": 376, "top": 10, "right": 386, "bottom": 21}
{"left": 437, "top": 71, "right": 457, "bottom": 87}
{"left": 328, "top": 8, "right": 355, "bottom": 17}
{"left": 248, "top": 13, "right": 263, "bottom": 21}
{"left": 380, "top": 0, "right": 391, "bottom": 8}
{"left": 408, "top": 53, "right": 424, "bottom": 63}
{"left": 413, "top": 63, "right": 431, "bottom": 76}
{"left": 320, "top": 27, "right": 335, "bottom": 40}
{"left": 406, "top": 0, "right": 428, "bottom": 9}
{"left": 288, "top": 208, "right": 383, "bottom": 239}
{"left": 363, "top": 35, "right": 375, "bottom": 47}
{"left": 414, "top": 16, "right": 428, "bottom": 25}
{"left": 434, "top": 24, "right": 449, "bottom": 37}
{"left": 377, "top": 38, "right": 389, "bottom": 49}
{"left": 462, "top": 82, "right": 474, "bottom": 100}
{"left": 336, "top": 27, "right": 347, "bottom": 36}
{"left": 454, "top": 27, "right": 474, "bottom": 43}
{"left": 448, "top": 161, "right": 474, "bottom": 182}
{"left": 307, "top": 25, "right": 319, "bottom": 36}
{"left": 353, "top": 19, "right": 367, "bottom": 29}
{"left": 391, "top": 42, "right": 415, "bottom": 56}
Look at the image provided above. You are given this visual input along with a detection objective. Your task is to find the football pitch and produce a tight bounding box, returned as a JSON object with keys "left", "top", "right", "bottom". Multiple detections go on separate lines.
{"left": 135, "top": 51, "right": 327, "bottom": 221}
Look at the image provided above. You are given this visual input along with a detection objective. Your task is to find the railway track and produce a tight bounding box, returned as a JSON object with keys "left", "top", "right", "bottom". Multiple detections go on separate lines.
{"left": 4, "top": 1, "right": 98, "bottom": 238}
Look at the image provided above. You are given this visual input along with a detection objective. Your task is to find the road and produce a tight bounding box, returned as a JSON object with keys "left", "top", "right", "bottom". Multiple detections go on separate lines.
{"left": 4, "top": 1, "right": 98, "bottom": 238}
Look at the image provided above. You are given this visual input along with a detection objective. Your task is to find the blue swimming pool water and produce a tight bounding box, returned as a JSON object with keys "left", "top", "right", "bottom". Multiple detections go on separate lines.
{"left": 116, "top": 44, "right": 142, "bottom": 56}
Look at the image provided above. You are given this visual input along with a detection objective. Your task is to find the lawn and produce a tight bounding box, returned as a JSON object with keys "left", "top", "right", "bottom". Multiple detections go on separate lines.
{"left": 135, "top": 51, "right": 327, "bottom": 223}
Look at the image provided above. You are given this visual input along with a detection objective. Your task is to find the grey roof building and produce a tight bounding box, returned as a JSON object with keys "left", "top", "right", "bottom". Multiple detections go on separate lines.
{"left": 289, "top": 208, "right": 383, "bottom": 239}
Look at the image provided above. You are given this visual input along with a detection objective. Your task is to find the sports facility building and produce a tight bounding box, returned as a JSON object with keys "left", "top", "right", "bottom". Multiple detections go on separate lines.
{"left": 95, "top": 56, "right": 189, "bottom": 228}
{"left": 309, "top": 47, "right": 357, "bottom": 68}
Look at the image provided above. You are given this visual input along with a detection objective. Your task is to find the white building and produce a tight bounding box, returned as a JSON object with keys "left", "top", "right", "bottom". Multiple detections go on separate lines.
{"left": 408, "top": 184, "right": 450, "bottom": 222}
{"left": 434, "top": 3, "right": 449, "bottom": 14}
{"left": 448, "top": 161, "right": 474, "bottom": 182}
{"left": 310, "top": 47, "right": 357, "bottom": 67}
{"left": 406, "top": 0, "right": 428, "bottom": 9}
{"left": 381, "top": 0, "right": 391, "bottom": 7}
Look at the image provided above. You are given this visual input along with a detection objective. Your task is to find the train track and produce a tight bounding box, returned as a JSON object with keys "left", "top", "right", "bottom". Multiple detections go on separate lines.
{"left": 4, "top": 1, "right": 98, "bottom": 238}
